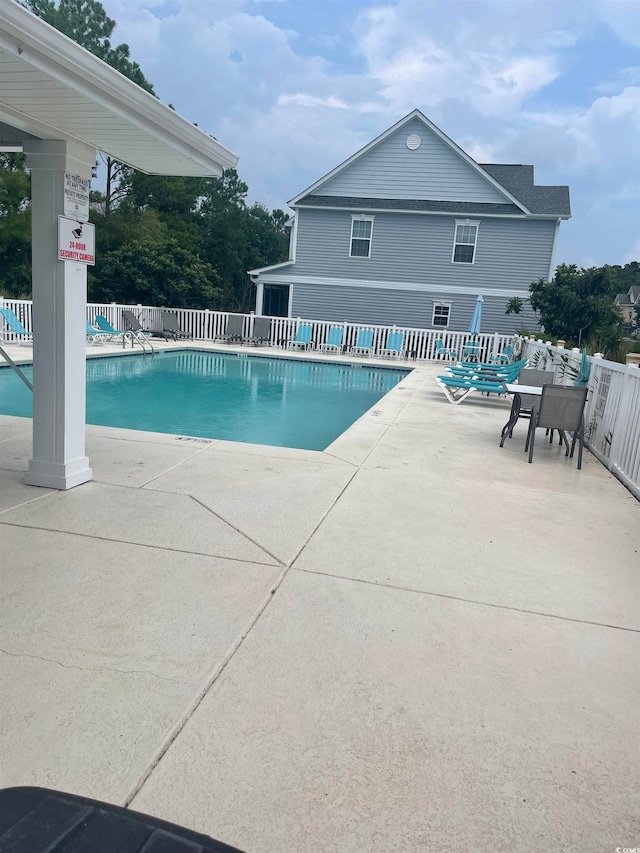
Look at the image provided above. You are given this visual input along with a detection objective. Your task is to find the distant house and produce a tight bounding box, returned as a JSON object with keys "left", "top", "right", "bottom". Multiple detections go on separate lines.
{"left": 615, "top": 285, "right": 640, "bottom": 330}
{"left": 249, "top": 110, "right": 571, "bottom": 333}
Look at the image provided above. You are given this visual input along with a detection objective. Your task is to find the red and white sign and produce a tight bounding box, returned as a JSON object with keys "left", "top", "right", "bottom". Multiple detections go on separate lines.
{"left": 58, "top": 216, "right": 95, "bottom": 265}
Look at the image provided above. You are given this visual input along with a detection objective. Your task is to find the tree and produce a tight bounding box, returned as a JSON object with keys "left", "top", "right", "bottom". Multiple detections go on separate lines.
{"left": 0, "top": 154, "right": 32, "bottom": 297}
{"left": 199, "top": 170, "right": 252, "bottom": 311}
{"left": 90, "top": 239, "right": 222, "bottom": 308}
{"left": 23, "top": 0, "right": 154, "bottom": 93}
{"left": 529, "top": 263, "right": 623, "bottom": 348}
{"left": 24, "top": 0, "right": 156, "bottom": 217}
{"left": 505, "top": 296, "right": 525, "bottom": 315}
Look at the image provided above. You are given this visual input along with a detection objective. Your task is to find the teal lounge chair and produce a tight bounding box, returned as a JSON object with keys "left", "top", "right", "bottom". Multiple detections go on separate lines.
{"left": 434, "top": 339, "right": 457, "bottom": 360}
{"left": 349, "top": 328, "right": 374, "bottom": 357}
{"left": 319, "top": 326, "right": 344, "bottom": 353}
{"left": 86, "top": 321, "right": 109, "bottom": 346}
{"left": 286, "top": 324, "right": 313, "bottom": 351}
{"left": 445, "top": 360, "right": 526, "bottom": 382}
{"left": 95, "top": 315, "right": 124, "bottom": 341}
{"left": 0, "top": 307, "right": 32, "bottom": 345}
{"left": 381, "top": 331, "right": 405, "bottom": 359}
{"left": 435, "top": 373, "right": 510, "bottom": 405}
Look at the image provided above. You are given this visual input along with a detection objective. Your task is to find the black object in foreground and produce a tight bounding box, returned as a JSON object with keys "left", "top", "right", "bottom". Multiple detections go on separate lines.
{"left": 0, "top": 787, "right": 246, "bottom": 853}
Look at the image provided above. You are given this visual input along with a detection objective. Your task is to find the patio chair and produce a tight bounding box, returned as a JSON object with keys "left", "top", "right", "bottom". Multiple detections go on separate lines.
{"left": 122, "top": 309, "right": 173, "bottom": 341}
{"left": 319, "top": 326, "right": 344, "bottom": 353}
{"left": 95, "top": 314, "right": 125, "bottom": 342}
{"left": 499, "top": 369, "right": 555, "bottom": 446}
{"left": 215, "top": 314, "right": 244, "bottom": 344}
{"left": 286, "top": 323, "right": 313, "bottom": 351}
{"left": 435, "top": 373, "right": 510, "bottom": 405}
{"left": 434, "top": 339, "right": 457, "bottom": 360}
{"left": 0, "top": 307, "right": 32, "bottom": 345}
{"left": 244, "top": 316, "right": 272, "bottom": 346}
{"left": 462, "top": 340, "right": 481, "bottom": 361}
{"left": 525, "top": 384, "right": 588, "bottom": 469}
{"left": 380, "top": 331, "right": 405, "bottom": 359}
{"left": 86, "top": 321, "right": 109, "bottom": 346}
{"left": 161, "top": 310, "right": 192, "bottom": 340}
{"left": 489, "top": 344, "right": 514, "bottom": 364}
{"left": 349, "top": 328, "right": 374, "bottom": 357}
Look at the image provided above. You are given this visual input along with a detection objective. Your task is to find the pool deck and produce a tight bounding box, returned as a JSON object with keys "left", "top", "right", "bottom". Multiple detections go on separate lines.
{"left": 1, "top": 341, "right": 638, "bottom": 852}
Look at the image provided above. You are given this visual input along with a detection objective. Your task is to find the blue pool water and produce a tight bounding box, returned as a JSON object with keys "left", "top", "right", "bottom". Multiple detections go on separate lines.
{"left": 0, "top": 351, "right": 408, "bottom": 450}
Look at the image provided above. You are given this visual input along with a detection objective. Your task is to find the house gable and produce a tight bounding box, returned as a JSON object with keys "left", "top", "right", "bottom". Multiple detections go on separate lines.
{"left": 302, "top": 113, "right": 514, "bottom": 206}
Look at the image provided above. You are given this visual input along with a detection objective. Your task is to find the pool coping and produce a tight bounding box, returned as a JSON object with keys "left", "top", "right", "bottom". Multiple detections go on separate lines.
{"left": 0, "top": 342, "right": 416, "bottom": 372}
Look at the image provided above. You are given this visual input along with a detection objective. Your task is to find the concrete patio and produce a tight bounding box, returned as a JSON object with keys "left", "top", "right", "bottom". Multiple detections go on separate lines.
{"left": 0, "top": 349, "right": 638, "bottom": 852}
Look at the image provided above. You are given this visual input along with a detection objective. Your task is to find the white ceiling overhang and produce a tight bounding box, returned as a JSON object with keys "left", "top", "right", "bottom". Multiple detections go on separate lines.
{"left": 0, "top": 0, "right": 238, "bottom": 176}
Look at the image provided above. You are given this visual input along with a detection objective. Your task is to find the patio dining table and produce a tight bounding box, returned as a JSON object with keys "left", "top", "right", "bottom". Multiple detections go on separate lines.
{"left": 500, "top": 383, "right": 543, "bottom": 446}
{"left": 501, "top": 383, "right": 582, "bottom": 457}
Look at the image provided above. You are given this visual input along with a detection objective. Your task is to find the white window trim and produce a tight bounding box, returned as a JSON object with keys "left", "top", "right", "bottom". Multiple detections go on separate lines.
{"left": 451, "top": 219, "right": 480, "bottom": 265}
{"left": 349, "top": 214, "right": 375, "bottom": 259}
{"left": 432, "top": 302, "right": 451, "bottom": 328}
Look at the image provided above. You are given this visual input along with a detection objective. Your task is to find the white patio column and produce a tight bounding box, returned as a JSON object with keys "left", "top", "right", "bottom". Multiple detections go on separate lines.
{"left": 254, "top": 280, "right": 264, "bottom": 316}
{"left": 23, "top": 139, "right": 95, "bottom": 490}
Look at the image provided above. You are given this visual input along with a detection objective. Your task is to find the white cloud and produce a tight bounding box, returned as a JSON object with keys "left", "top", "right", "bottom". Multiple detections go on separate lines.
{"left": 354, "top": 3, "right": 562, "bottom": 117}
{"left": 277, "top": 94, "right": 348, "bottom": 109}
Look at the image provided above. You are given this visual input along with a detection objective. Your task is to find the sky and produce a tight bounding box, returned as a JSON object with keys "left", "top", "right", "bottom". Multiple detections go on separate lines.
{"left": 101, "top": 0, "right": 640, "bottom": 270}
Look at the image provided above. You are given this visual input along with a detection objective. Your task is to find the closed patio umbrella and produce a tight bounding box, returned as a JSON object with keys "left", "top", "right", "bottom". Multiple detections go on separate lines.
{"left": 574, "top": 347, "right": 591, "bottom": 387}
{"left": 469, "top": 295, "right": 484, "bottom": 336}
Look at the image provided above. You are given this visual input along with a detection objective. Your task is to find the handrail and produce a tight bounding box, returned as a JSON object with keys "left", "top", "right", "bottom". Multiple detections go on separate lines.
{"left": 123, "top": 329, "right": 155, "bottom": 355}
{"left": 0, "top": 344, "right": 33, "bottom": 391}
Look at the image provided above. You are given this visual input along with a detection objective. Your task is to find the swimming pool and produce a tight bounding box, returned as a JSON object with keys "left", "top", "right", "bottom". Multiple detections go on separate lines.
{"left": 0, "top": 351, "right": 409, "bottom": 450}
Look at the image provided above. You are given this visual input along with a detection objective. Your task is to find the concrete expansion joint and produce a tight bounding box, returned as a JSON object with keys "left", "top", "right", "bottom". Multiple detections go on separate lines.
{"left": 0, "top": 520, "right": 279, "bottom": 570}
{"left": 296, "top": 570, "right": 640, "bottom": 633}
{"left": 135, "top": 445, "right": 217, "bottom": 489}
{"left": 286, "top": 467, "right": 361, "bottom": 568}
{"left": 0, "top": 647, "right": 192, "bottom": 685}
{"left": 186, "top": 493, "right": 286, "bottom": 567}
{"left": 123, "top": 563, "right": 291, "bottom": 807}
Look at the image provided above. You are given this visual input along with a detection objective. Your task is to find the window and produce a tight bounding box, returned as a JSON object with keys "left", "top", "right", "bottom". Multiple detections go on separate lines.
{"left": 350, "top": 216, "right": 374, "bottom": 258}
{"left": 452, "top": 220, "right": 479, "bottom": 264}
{"left": 432, "top": 303, "right": 451, "bottom": 327}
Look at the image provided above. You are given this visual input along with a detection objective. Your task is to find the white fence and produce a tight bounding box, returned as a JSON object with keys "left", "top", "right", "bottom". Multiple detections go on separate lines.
{"left": 3, "top": 297, "right": 638, "bottom": 498}
{"left": 523, "top": 339, "right": 640, "bottom": 500}
{"left": 1, "top": 297, "right": 514, "bottom": 363}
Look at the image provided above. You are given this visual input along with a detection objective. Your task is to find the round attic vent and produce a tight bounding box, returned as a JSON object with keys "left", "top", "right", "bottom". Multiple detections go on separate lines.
{"left": 406, "top": 134, "right": 421, "bottom": 150}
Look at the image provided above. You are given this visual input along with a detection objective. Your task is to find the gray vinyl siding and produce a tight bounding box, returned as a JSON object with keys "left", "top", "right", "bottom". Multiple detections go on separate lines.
{"left": 316, "top": 117, "right": 508, "bottom": 204}
{"left": 293, "top": 208, "right": 556, "bottom": 291}
{"left": 290, "top": 284, "right": 540, "bottom": 334}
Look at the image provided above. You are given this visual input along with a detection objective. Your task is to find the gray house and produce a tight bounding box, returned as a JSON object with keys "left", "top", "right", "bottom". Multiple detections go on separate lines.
{"left": 249, "top": 110, "right": 571, "bottom": 333}
{"left": 615, "top": 284, "right": 640, "bottom": 331}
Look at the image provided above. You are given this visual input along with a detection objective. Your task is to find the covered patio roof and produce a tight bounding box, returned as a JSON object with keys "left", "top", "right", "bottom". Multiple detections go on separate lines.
{"left": 0, "top": 0, "right": 238, "bottom": 175}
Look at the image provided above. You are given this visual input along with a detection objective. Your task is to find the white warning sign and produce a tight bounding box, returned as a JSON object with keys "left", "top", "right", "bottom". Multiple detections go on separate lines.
{"left": 58, "top": 217, "right": 95, "bottom": 265}
{"left": 64, "top": 172, "right": 90, "bottom": 221}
